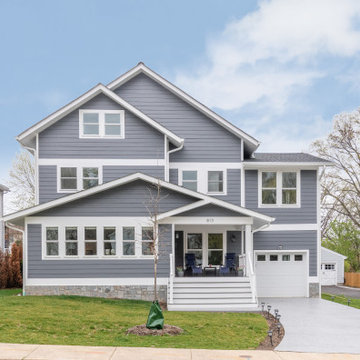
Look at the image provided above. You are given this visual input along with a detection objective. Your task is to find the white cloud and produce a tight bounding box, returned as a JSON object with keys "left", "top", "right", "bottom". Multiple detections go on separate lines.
{"left": 175, "top": 0, "right": 360, "bottom": 112}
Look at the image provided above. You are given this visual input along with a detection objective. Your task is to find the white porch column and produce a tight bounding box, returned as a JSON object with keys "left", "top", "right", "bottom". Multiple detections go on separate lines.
{"left": 245, "top": 224, "right": 253, "bottom": 276}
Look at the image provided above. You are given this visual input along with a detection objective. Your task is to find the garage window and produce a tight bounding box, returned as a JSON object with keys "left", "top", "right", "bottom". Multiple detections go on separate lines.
{"left": 295, "top": 254, "right": 303, "bottom": 261}
{"left": 282, "top": 254, "right": 290, "bottom": 261}
{"left": 257, "top": 254, "right": 266, "bottom": 261}
{"left": 270, "top": 254, "right": 278, "bottom": 261}
{"left": 324, "top": 264, "right": 335, "bottom": 270}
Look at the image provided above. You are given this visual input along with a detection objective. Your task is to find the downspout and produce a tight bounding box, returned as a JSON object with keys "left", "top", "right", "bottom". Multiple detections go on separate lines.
{"left": 167, "top": 140, "right": 184, "bottom": 181}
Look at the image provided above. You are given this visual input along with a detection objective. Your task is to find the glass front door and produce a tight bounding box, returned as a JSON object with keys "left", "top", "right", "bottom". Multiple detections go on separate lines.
{"left": 207, "top": 233, "right": 223, "bottom": 266}
{"left": 187, "top": 233, "right": 203, "bottom": 266}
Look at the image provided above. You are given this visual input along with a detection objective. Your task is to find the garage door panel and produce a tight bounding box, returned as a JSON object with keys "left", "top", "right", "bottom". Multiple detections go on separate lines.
{"left": 256, "top": 252, "right": 308, "bottom": 297}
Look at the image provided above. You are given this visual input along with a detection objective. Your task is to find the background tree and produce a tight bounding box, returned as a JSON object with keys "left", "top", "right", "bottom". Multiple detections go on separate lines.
{"left": 7, "top": 150, "right": 35, "bottom": 211}
{"left": 312, "top": 108, "right": 360, "bottom": 238}
{"left": 322, "top": 221, "right": 360, "bottom": 272}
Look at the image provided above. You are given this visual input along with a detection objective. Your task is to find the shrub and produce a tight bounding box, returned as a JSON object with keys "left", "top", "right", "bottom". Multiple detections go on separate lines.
{"left": 344, "top": 260, "right": 351, "bottom": 273}
{"left": 0, "top": 243, "right": 23, "bottom": 289}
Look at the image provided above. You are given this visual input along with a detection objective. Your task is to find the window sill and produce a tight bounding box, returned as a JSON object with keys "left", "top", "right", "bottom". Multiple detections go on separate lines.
{"left": 79, "top": 135, "right": 124, "bottom": 139}
{"left": 207, "top": 192, "right": 227, "bottom": 196}
{"left": 258, "top": 204, "right": 301, "bottom": 209}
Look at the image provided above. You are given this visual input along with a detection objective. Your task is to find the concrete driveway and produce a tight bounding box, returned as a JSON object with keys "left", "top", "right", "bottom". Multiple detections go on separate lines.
{"left": 322, "top": 285, "right": 360, "bottom": 299}
{"left": 261, "top": 297, "right": 360, "bottom": 354}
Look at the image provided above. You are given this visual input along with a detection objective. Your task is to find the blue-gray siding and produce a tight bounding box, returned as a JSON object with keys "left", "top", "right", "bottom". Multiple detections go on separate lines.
{"left": 39, "top": 166, "right": 64, "bottom": 203}
{"left": 178, "top": 203, "right": 244, "bottom": 217}
{"left": 34, "top": 180, "right": 198, "bottom": 217}
{"left": 115, "top": 73, "right": 242, "bottom": 162}
{"left": 27, "top": 224, "right": 171, "bottom": 278}
{"left": 39, "top": 93, "right": 164, "bottom": 159}
{"left": 254, "top": 230, "right": 317, "bottom": 276}
{"left": 103, "top": 166, "right": 164, "bottom": 182}
{"left": 169, "top": 168, "right": 178, "bottom": 184}
{"left": 245, "top": 170, "right": 317, "bottom": 224}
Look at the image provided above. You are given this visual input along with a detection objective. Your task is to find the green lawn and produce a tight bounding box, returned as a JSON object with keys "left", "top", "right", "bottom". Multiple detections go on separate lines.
{"left": 0, "top": 295, "right": 268, "bottom": 349}
{"left": 322, "top": 293, "right": 360, "bottom": 309}
{"left": 0, "top": 288, "right": 22, "bottom": 297}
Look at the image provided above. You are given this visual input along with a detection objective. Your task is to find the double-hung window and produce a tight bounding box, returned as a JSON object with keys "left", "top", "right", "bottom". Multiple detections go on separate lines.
{"left": 122, "top": 227, "right": 135, "bottom": 256}
{"left": 45, "top": 227, "right": 59, "bottom": 256}
{"left": 83, "top": 168, "right": 99, "bottom": 189}
{"left": 260, "top": 171, "right": 299, "bottom": 207}
{"left": 104, "top": 227, "right": 116, "bottom": 256}
{"left": 65, "top": 227, "right": 78, "bottom": 256}
{"left": 84, "top": 227, "right": 97, "bottom": 256}
{"left": 182, "top": 170, "right": 197, "bottom": 191}
{"left": 60, "top": 167, "right": 77, "bottom": 191}
{"left": 207, "top": 171, "right": 224, "bottom": 193}
{"left": 141, "top": 227, "right": 153, "bottom": 256}
{"left": 80, "top": 110, "right": 124, "bottom": 138}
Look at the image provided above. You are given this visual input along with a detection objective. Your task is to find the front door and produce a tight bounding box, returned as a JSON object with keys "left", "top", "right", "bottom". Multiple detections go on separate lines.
{"left": 207, "top": 233, "right": 224, "bottom": 266}
{"left": 175, "top": 231, "right": 184, "bottom": 268}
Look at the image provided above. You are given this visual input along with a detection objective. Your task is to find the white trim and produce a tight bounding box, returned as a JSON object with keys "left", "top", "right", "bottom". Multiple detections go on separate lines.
{"left": 240, "top": 165, "right": 245, "bottom": 207}
{"left": 258, "top": 170, "right": 301, "bottom": 208}
{"left": 170, "top": 162, "right": 242, "bottom": 169}
{"left": 38, "top": 158, "right": 165, "bottom": 166}
{"left": 321, "top": 246, "right": 347, "bottom": 259}
{"left": 4, "top": 173, "right": 274, "bottom": 225}
{"left": 164, "top": 216, "right": 253, "bottom": 225}
{"left": 158, "top": 200, "right": 210, "bottom": 220}
{"left": 262, "top": 224, "right": 318, "bottom": 231}
{"left": 26, "top": 277, "right": 168, "bottom": 286}
{"left": 164, "top": 135, "right": 169, "bottom": 182}
{"left": 23, "top": 218, "right": 28, "bottom": 296}
{"left": 79, "top": 109, "right": 125, "bottom": 139}
{"left": 107, "top": 63, "right": 259, "bottom": 150}
{"left": 17, "top": 83, "right": 184, "bottom": 147}
{"left": 244, "top": 162, "right": 331, "bottom": 169}
{"left": 35, "top": 134, "right": 39, "bottom": 205}
{"left": 56, "top": 165, "right": 103, "bottom": 193}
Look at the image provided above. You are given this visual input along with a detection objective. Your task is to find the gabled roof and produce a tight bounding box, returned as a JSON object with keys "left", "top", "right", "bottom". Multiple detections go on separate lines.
{"left": 0, "top": 184, "right": 9, "bottom": 192}
{"left": 17, "top": 84, "right": 184, "bottom": 148}
{"left": 107, "top": 62, "right": 260, "bottom": 155}
{"left": 3, "top": 173, "right": 274, "bottom": 228}
{"left": 321, "top": 246, "right": 347, "bottom": 259}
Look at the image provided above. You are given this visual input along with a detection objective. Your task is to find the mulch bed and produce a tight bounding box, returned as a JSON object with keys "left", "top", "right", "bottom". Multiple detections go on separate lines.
{"left": 257, "top": 312, "right": 285, "bottom": 350}
{"left": 126, "top": 324, "right": 183, "bottom": 336}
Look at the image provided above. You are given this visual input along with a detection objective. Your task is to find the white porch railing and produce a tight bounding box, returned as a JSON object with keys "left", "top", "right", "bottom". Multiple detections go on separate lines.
{"left": 247, "top": 252, "right": 257, "bottom": 303}
{"left": 169, "top": 253, "right": 174, "bottom": 304}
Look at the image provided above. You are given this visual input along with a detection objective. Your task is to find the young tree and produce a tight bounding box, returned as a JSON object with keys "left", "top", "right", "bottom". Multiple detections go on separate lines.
{"left": 323, "top": 221, "right": 360, "bottom": 272}
{"left": 8, "top": 150, "right": 35, "bottom": 211}
{"left": 312, "top": 108, "right": 360, "bottom": 237}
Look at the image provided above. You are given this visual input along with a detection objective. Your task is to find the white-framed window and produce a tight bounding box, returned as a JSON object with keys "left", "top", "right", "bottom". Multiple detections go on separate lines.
{"left": 60, "top": 167, "right": 77, "bottom": 191}
{"left": 79, "top": 109, "right": 125, "bottom": 139}
{"left": 282, "top": 254, "right": 291, "bottom": 261}
{"left": 207, "top": 171, "right": 224, "bottom": 194}
{"left": 259, "top": 170, "right": 300, "bottom": 207}
{"left": 104, "top": 227, "right": 116, "bottom": 256}
{"left": 257, "top": 254, "right": 266, "bottom": 261}
{"left": 270, "top": 254, "right": 278, "bottom": 261}
{"left": 181, "top": 170, "right": 197, "bottom": 191}
{"left": 122, "top": 226, "right": 135, "bottom": 256}
{"left": 65, "top": 227, "right": 78, "bottom": 256}
{"left": 58, "top": 166, "right": 102, "bottom": 193}
{"left": 141, "top": 226, "right": 153, "bottom": 256}
{"left": 84, "top": 227, "right": 97, "bottom": 256}
{"left": 294, "top": 254, "right": 303, "bottom": 261}
{"left": 45, "top": 227, "right": 59, "bottom": 256}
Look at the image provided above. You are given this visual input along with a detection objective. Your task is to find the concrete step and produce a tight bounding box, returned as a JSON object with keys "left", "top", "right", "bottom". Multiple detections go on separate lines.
{"left": 173, "top": 292, "right": 253, "bottom": 299}
{"left": 173, "top": 282, "right": 250, "bottom": 289}
{"left": 167, "top": 303, "right": 260, "bottom": 312}
{"left": 173, "top": 297, "right": 254, "bottom": 304}
{"left": 173, "top": 287, "right": 252, "bottom": 294}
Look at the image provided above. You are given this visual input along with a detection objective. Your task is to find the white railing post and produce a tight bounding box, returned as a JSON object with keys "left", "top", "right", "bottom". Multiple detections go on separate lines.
{"left": 247, "top": 252, "right": 257, "bottom": 303}
{"left": 169, "top": 253, "right": 174, "bottom": 304}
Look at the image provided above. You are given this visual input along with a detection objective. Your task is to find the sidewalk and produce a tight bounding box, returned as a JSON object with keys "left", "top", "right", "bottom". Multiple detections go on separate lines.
{"left": 1, "top": 343, "right": 360, "bottom": 360}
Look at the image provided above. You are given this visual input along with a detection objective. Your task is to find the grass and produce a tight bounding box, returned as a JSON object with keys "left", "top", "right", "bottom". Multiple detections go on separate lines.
{"left": 322, "top": 293, "right": 360, "bottom": 309}
{"left": 0, "top": 288, "right": 22, "bottom": 297}
{"left": 0, "top": 295, "right": 268, "bottom": 349}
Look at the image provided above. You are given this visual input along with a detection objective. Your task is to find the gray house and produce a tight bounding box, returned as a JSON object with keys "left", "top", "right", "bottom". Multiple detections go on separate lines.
{"left": 3, "top": 63, "right": 331, "bottom": 311}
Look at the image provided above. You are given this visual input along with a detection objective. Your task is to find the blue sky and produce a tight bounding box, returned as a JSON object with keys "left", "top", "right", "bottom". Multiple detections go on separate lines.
{"left": 1, "top": 0, "right": 360, "bottom": 184}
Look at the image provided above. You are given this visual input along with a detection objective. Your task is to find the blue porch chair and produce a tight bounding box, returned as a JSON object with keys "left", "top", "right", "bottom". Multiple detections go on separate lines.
{"left": 185, "top": 253, "right": 202, "bottom": 276}
{"left": 219, "top": 253, "right": 236, "bottom": 276}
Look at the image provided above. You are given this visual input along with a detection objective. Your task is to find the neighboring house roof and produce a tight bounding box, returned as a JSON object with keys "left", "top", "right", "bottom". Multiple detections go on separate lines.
{"left": 107, "top": 62, "right": 260, "bottom": 155}
{"left": 17, "top": 84, "right": 184, "bottom": 148}
{"left": 244, "top": 152, "right": 332, "bottom": 166}
{"left": 0, "top": 184, "right": 10, "bottom": 192}
{"left": 2, "top": 173, "right": 275, "bottom": 229}
{"left": 321, "top": 246, "right": 347, "bottom": 260}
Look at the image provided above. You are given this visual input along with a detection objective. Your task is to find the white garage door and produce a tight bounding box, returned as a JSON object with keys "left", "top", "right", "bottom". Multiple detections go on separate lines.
{"left": 255, "top": 252, "right": 308, "bottom": 297}
{"left": 321, "top": 263, "right": 337, "bottom": 286}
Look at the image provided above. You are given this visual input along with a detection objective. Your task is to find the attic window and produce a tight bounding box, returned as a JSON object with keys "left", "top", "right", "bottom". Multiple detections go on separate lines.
{"left": 79, "top": 110, "right": 124, "bottom": 138}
